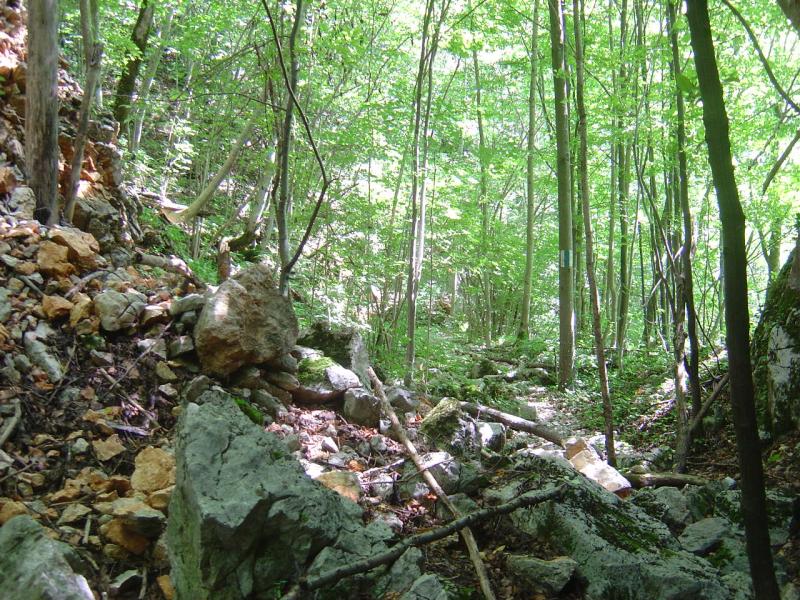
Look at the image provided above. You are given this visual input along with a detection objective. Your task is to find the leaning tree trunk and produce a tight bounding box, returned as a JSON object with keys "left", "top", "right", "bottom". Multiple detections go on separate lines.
{"left": 686, "top": 1, "right": 780, "bottom": 597}
{"left": 26, "top": 0, "right": 60, "bottom": 225}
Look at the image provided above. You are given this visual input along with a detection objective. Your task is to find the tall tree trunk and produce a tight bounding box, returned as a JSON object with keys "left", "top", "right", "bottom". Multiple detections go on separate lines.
{"left": 549, "top": 0, "right": 574, "bottom": 389}
{"left": 472, "top": 40, "right": 492, "bottom": 346}
{"left": 26, "top": 0, "right": 60, "bottom": 225}
{"left": 519, "top": 0, "right": 540, "bottom": 341}
{"left": 113, "top": 0, "right": 154, "bottom": 128}
{"left": 573, "top": 0, "right": 616, "bottom": 465}
{"left": 65, "top": 0, "right": 102, "bottom": 222}
{"left": 686, "top": 2, "right": 779, "bottom": 597}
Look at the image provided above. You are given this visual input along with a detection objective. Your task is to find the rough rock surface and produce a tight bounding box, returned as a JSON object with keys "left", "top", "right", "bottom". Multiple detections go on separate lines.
{"left": 0, "top": 515, "right": 94, "bottom": 600}
{"left": 489, "top": 454, "right": 735, "bottom": 600}
{"left": 298, "top": 321, "right": 372, "bottom": 386}
{"left": 752, "top": 247, "right": 800, "bottom": 433}
{"left": 293, "top": 354, "right": 362, "bottom": 403}
{"left": 167, "top": 389, "right": 420, "bottom": 599}
{"left": 194, "top": 264, "right": 298, "bottom": 376}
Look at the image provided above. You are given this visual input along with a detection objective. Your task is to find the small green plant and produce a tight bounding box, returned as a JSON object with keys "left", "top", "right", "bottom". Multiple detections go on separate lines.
{"left": 233, "top": 397, "right": 264, "bottom": 425}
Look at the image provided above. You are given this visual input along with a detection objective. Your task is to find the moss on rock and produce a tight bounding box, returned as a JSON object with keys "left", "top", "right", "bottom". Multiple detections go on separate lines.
{"left": 297, "top": 356, "right": 336, "bottom": 386}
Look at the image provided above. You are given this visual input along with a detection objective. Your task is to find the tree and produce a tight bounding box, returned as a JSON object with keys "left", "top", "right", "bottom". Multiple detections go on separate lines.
{"left": 26, "top": 0, "right": 60, "bottom": 225}
{"left": 548, "top": 0, "right": 574, "bottom": 389}
{"left": 113, "top": 0, "right": 155, "bottom": 128}
{"left": 685, "top": 1, "right": 780, "bottom": 597}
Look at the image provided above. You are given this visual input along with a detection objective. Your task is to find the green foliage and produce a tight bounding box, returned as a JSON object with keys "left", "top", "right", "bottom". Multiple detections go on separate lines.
{"left": 233, "top": 397, "right": 264, "bottom": 426}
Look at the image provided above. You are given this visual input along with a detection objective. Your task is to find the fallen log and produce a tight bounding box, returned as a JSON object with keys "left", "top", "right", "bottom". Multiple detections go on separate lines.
{"left": 621, "top": 471, "right": 710, "bottom": 489}
{"left": 280, "top": 483, "right": 567, "bottom": 599}
{"left": 134, "top": 251, "right": 204, "bottom": 288}
{"left": 688, "top": 373, "right": 729, "bottom": 437}
{"left": 458, "top": 402, "right": 564, "bottom": 447}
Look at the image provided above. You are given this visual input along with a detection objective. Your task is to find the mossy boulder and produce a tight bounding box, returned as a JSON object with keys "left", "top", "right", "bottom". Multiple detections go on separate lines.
{"left": 292, "top": 354, "right": 360, "bottom": 404}
{"left": 419, "top": 398, "right": 479, "bottom": 456}
{"left": 752, "top": 247, "right": 800, "bottom": 434}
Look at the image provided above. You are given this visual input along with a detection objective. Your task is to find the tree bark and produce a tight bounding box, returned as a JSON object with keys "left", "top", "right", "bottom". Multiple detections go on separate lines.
{"left": 519, "top": 0, "right": 540, "bottom": 341}
{"left": 25, "top": 0, "right": 60, "bottom": 225}
{"left": 686, "top": 2, "right": 780, "bottom": 597}
{"left": 113, "top": 0, "right": 154, "bottom": 128}
{"left": 573, "top": 0, "right": 616, "bottom": 466}
{"left": 548, "top": 0, "right": 574, "bottom": 389}
{"left": 778, "top": 0, "right": 800, "bottom": 33}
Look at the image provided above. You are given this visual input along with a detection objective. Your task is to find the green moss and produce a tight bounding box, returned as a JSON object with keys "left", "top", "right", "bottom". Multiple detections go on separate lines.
{"left": 234, "top": 397, "right": 265, "bottom": 425}
{"left": 297, "top": 356, "right": 336, "bottom": 385}
{"left": 419, "top": 397, "right": 463, "bottom": 441}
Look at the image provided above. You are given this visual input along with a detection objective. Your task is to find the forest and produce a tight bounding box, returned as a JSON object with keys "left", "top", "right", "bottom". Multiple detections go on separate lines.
{"left": 0, "top": 0, "right": 799, "bottom": 598}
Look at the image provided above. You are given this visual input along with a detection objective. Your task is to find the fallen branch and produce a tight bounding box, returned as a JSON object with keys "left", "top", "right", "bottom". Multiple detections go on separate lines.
{"left": 64, "top": 270, "right": 107, "bottom": 299}
{"left": 134, "top": 252, "right": 203, "bottom": 288}
{"left": 280, "top": 484, "right": 566, "bottom": 599}
{"left": 369, "top": 369, "right": 497, "bottom": 600}
{"left": 458, "top": 402, "right": 564, "bottom": 447}
{"left": 688, "top": 373, "right": 729, "bottom": 437}
{"left": 621, "top": 471, "right": 710, "bottom": 489}
{"left": 0, "top": 398, "right": 21, "bottom": 448}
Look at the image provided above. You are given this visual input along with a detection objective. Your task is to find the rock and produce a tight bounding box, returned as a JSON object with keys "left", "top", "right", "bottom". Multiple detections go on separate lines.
{"left": 42, "top": 294, "right": 74, "bottom": 319}
{"left": 399, "top": 452, "right": 474, "bottom": 500}
{"left": 297, "top": 321, "right": 372, "bottom": 386}
{"left": 49, "top": 227, "right": 99, "bottom": 269}
{"left": 506, "top": 555, "right": 577, "bottom": 595}
{"left": 93, "top": 434, "right": 126, "bottom": 461}
{"left": 168, "top": 389, "right": 420, "bottom": 599}
{"left": 0, "top": 516, "right": 94, "bottom": 599}
{"left": 170, "top": 293, "right": 206, "bottom": 316}
{"left": 155, "top": 361, "right": 178, "bottom": 382}
{"left": 752, "top": 248, "right": 800, "bottom": 433}
{"left": 470, "top": 357, "right": 499, "bottom": 378}
{"left": 0, "top": 288, "right": 11, "bottom": 322}
{"left": 157, "top": 575, "right": 175, "bottom": 600}
{"left": 99, "top": 518, "right": 150, "bottom": 555}
{"left": 678, "top": 517, "right": 732, "bottom": 555}
{"left": 343, "top": 387, "right": 382, "bottom": 427}
{"left": 386, "top": 386, "right": 419, "bottom": 412}
{"left": 89, "top": 350, "right": 114, "bottom": 367}
{"left": 500, "top": 453, "right": 733, "bottom": 600}
{"left": 72, "top": 195, "right": 120, "bottom": 249}
{"left": 140, "top": 304, "right": 169, "bottom": 326}
{"left": 94, "top": 289, "right": 146, "bottom": 331}
{"left": 168, "top": 335, "right": 195, "bottom": 357}
{"left": 293, "top": 356, "right": 361, "bottom": 403}
{"left": 264, "top": 370, "right": 300, "bottom": 391}
{"left": 419, "top": 398, "right": 480, "bottom": 457}
{"left": 0, "top": 498, "right": 30, "bottom": 524}
{"left": 72, "top": 438, "right": 90, "bottom": 454}
{"left": 400, "top": 574, "right": 449, "bottom": 600}
{"left": 110, "top": 570, "right": 141, "bottom": 595}
{"left": 477, "top": 421, "right": 506, "bottom": 451}
{"left": 194, "top": 264, "right": 298, "bottom": 376}
{"left": 58, "top": 503, "right": 92, "bottom": 525}
{"left": 37, "top": 240, "right": 75, "bottom": 278}
{"left": 131, "top": 446, "right": 176, "bottom": 494}
{"left": 23, "top": 331, "right": 63, "bottom": 382}
{"left": 110, "top": 497, "right": 166, "bottom": 537}
{"left": 631, "top": 486, "right": 693, "bottom": 532}
{"left": 250, "top": 389, "right": 287, "bottom": 419}
{"left": 565, "top": 437, "right": 631, "bottom": 496}
{"left": 316, "top": 470, "right": 362, "bottom": 503}
{"left": 10, "top": 186, "right": 36, "bottom": 220}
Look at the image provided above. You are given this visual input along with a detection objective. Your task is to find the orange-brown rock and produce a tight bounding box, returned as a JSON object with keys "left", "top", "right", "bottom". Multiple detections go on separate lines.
{"left": 131, "top": 447, "right": 175, "bottom": 494}
{"left": 37, "top": 241, "right": 75, "bottom": 278}
{"left": 49, "top": 227, "right": 99, "bottom": 269}
{"left": 99, "top": 518, "right": 150, "bottom": 555}
{"left": 42, "top": 295, "right": 74, "bottom": 319}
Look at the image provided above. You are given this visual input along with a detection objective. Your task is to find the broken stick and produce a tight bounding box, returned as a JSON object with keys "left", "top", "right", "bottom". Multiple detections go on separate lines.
{"left": 280, "top": 484, "right": 567, "bottom": 599}
{"left": 369, "top": 368, "right": 497, "bottom": 600}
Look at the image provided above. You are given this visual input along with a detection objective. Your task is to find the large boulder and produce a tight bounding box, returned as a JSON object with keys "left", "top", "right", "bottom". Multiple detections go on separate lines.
{"left": 0, "top": 515, "right": 94, "bottom": 599}
{"left": 292, "top": 352, "right": 361, "bottom": 403}
{"left": 419, "top": 398, "right": 480, "bottom": 457}
{"left": 167, "top": 389, "right": 421, "bottom": 599}
{"left": 298, "top": 321, "right": 371, "bottom": 386}
{"left": 194, "top": 265, "right": 298, "bottom": 376}
{"left": 487, "top": 454, "right": 735, "bottom": 600}
{"left": 752, "top": 246, "right": 800, "bottom": 434}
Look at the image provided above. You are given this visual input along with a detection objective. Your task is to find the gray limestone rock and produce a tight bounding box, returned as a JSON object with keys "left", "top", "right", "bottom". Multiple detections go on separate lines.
{"left": 678, "top": 517, "right": 731, "bottom": 555}
{"left": 94, "top": 289, "right": 146, "bottom": 332}
{"left": 0, "top": 287, "right": 11, "bottom": 322}
{"left": 167, "top": 389, "right": 419, "bottom": 599}
{"left": 298, "top": 321, "right": 372, "bottom": 386}
{"left": 0, "top": 515, "right": 94, "bottom": 600}
{"left": 419, "top": 398, "right": 480, "bottom": 457}
{"left": 400, "top": 574, "right": 450, "bottom": 600}
{"left": 194, "top": 265, "right": 298, "bottom": 376}
{"left": 386, "top": 386, "right": 419, "bottom": 413}
{"left": 23, "top": 332, "right": 63, "bottom": 382}
{"left": 170, "top": 293, "right": 206, "bottom": 316}
{"left": 506, "top": 555, "right": 577, "bottom": 595}
{"left": 293, "top": 355, "right": 361, "bottom": 403}
{"left": 344, "top": 387, "right": 382, "bottom": 427}
{"left": 476, "top": 421, "right": 506, "bottom": 451}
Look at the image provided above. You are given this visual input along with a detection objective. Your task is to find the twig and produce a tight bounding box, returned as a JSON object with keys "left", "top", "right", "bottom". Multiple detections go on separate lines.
{"left": 65, "top": 270, "right": 107, "bottom": 299}
{"left": 0, "top": 460, "right": 34, "bottom": 485}
{"left": 688, "top": 373, "right": 730, "bottom": 437}
{"left": 368, "top": 368, "right": 497, "bottom": 600}
{"left": 99, "top": 324, "right": 171, "bottom": 397}
{"left": 0, "top": 398, "right": 22, "bottom": 448}
{"left": 280, "top": 484, "right": 566, "bottom": 599}
{"left": 82, "top": 514, "right": 92, "bottom": 545}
